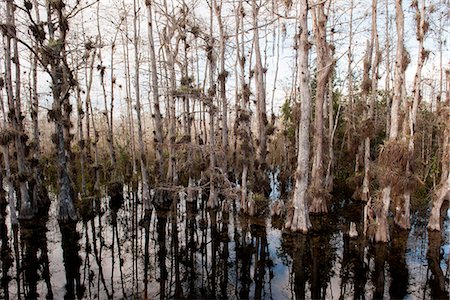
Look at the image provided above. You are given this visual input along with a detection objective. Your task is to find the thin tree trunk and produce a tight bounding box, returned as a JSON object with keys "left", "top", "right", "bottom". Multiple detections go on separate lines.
{"left": 362, "top": 0, "right": 380, "bottom": 203}
{"left": 146, "top": 0, "right": 164, "bottom": 182}
{"left": 133, "top": 0, "right": 151, "bottom": 210}
{"left": 0, "top": 79, "right": 18, "bottom": 225}
{"left": 121, "top": 16, "right": 138, "bottom": 177}
{"left": 325, "top": 4, "right": 336, "bottom": 193}
{"left": 214, "top": 0, "right": 228, "bottom": 173}
{"left": 161, "top": 1, "right": 180, "bottom": 185}
{"left": 346, "top": 0, "right": 354, "bottom": 153}
{"left": 384, "top": 0, "right": 392, "bottom": 134}
{"left": 96, "top": 1, "right": 115, "bottom": 169}
{"left": 207, "top": 4, "right": 218, "bottom": 209}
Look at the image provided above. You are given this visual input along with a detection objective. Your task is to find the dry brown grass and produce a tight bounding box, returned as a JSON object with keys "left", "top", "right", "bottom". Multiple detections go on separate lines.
{"left": 376, "top": 140, "right": 418, "bottom": 194}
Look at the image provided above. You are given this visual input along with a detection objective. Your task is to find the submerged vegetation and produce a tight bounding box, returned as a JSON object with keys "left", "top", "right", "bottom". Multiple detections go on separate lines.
{"left": 0, "top": 0, "right": 449, "bottom": 298}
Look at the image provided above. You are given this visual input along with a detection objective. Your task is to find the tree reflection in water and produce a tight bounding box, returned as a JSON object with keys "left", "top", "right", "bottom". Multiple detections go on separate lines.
{"left": 59, "top": 220, "right": 83, "bottom": 299}
{"left": 0, "top": 191, "right": 448, "bottom": 299}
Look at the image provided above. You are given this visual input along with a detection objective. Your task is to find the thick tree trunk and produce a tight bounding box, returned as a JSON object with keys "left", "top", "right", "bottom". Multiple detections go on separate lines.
{"left": 362, "top": 0, "right": 380, "bottom": 233}
{"left": 252, "top": 0, "right": 267, "bottom": 168}
{"left": 3, "top": 0, "right": 32, "bottom": 219}
{"left": 310, "top": 1, "right": 333, "bottom": 214}
{"left": 428, "top": 69, "right": 450, "bottom": 231}
{"left": 373, "top": 0, "right": 406, "bottom": 242}
{"left": 395, "top": 0, "right": 427, "bottom": 230}
{"left": 285, "top": 0, "right": 312, "bottom": 233}
{"left": 428, "top": 173, "right": 450, "bottom": 231}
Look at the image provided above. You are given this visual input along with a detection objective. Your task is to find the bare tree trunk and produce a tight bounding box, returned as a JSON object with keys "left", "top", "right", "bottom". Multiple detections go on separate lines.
{"left": 325, "top": 5, "right": 337, "bottom": 193}
{"left": 373, "top": 0, "right": 407, "bottom": 242}
{"left": 362, "top": 0, "right": 380, "bottom": 204}
{"left": 146, "top": 0, "right": 164, "bottom": 182}
{"left": 214, "top": 0, "right": 228, "bottom": 173}
{"left": 44, "top": 1, "right": 77, "bottom": 221}
{"left": 346, "top": 0, "right": 354, "bottom": 153}
{"left": 75, "top": 74, "right": 87, "bottom": 196}
{"left": 121, "top": 26, "right": 137, "bottom": 178}
{"left": 207, "top": 4, "right": 218, "bottom": 209}
{"left": 428, "top": 68, "right": 450, "bottom": 231}
{"left": 109, "top": 36, "right": 118, "bottom": 170}
{"left": 285, "top": 0, "right": 312, "bottom": 233}
{"left": 310, "top": 0, "right": 333, "bottom": 214}
{"left": 132, "top": 0, "right": 151, "bottom": 210}
{"left": 234, "top": 0, "right": 252, "bottom": 212}
{"left": 27, "top": 0, "right": 51, "bottom": 215}
{"left": 252, "top": 0, "right": 267, "bottom": 168}
{"left": 3, "top": 0, "right": 33, "bottom": 219}
{"left": 0, "top": 71, "right": 18, "bottom": 225}
{"left": 384, "top": 0, "right": 392, "bottom": 134}
{"left": 161, "top": 0, "right": 180, "bottom": 185}
{"left": 395, "top": 0, "right": 427, "bottom": 230}
{"left": 96, "top": 2, "right": 115, "bottom": 169}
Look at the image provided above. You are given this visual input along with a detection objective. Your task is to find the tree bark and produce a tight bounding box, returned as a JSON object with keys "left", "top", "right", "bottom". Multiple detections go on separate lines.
{"left": 146, "top": 0, "right": 164, "bottom": 182}
{"left": 285, "top": 0, "right": 312, "bottom": 233}
{"left": 214, "top": 0, "right": 228, "bottom": 173}
{"left": 373, "top": 0, "right": 406, "bottom": 242}
{"left": 428, "top": 68, "right": 450, "bottom": 231}
{"left": 310, "top": 0, "right": 333, "bottom": 214}
{"left": 395, "top": 0, "right": 427, "bottom": 230}
{"left": 252, "top": 0, "right": 267, "bottom": 168}
{"left": 133, "top": 0, "right": 151, "bottom": 210}
{"left": 45, "top": 1, "right": 77, "bottom": 221}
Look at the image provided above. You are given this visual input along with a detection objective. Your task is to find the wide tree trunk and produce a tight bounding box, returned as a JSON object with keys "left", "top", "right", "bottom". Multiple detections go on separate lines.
{"left": 309, "top": 0, "right": 333, "bottom": 214}
{"left": 395, "top": 0, "right": 427, "bottom": 229}
{"left": 373, "top": 0, "right": 407, "bottom": 242}
{"left": 252, "top": 0, "right": 267, "bottom": 168}
{"left": 428, "top": 69, "right": 450, "bottom": 231}
{"left": 37, "top": 0, "right": 78, "bottom": 221}
{"left": 3, "top": 0, "right": 33, "bottom": 219}
{"left": 285, "top": 0, "right": 312, "bottom": 233}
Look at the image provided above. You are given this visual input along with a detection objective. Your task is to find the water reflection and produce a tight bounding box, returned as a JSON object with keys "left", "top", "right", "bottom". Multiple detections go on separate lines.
{"left": 340, "top": 233, "right": 368, "bottom": 299}
{"left": 388, "top": 228, "right": 409, "bottom": 299}
{"left": 21, "top": 219, "right": 53, "bottom": 299}
{"left": 0, "top": 192, "right": 448, "bottom": 299}
{"left": 60, "top": 220, "right": 83, "bottom": 299}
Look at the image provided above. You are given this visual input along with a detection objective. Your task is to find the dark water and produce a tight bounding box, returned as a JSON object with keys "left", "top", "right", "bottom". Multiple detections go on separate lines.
{"left": 0, "top": 188, "right": 449, "bottom": 299}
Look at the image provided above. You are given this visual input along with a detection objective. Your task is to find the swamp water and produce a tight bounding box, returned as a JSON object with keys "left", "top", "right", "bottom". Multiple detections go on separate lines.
{"left": 0, "top": 188, "right": 448, "bottom": 299}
